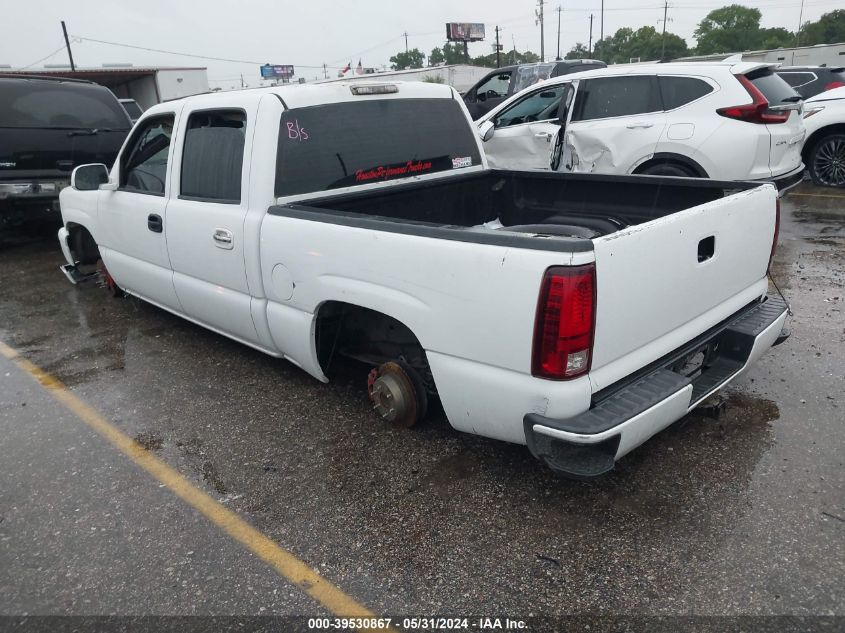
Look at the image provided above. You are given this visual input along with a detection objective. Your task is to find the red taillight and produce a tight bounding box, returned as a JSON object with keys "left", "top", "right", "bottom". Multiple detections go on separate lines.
{"left": 532, "top": 264, "right": 596, "bottom": 380}
{"left": 825, "top": 81, "right": 845, "bottom": 91}
{"left": 768, "top": 198, "right": 780, "bottom": 273}
{"left": 717, "top": 74, "right": 790, "bottom": 124}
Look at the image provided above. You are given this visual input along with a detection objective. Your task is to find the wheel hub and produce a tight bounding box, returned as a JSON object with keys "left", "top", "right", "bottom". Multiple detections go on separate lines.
{"left": 367, "top": 361, "right": 420, "bottom": 428}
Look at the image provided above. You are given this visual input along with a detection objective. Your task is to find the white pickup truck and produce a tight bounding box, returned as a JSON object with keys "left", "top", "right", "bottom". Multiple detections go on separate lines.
{"left": 57, "top": 81, "right": 789, "bottom": 478}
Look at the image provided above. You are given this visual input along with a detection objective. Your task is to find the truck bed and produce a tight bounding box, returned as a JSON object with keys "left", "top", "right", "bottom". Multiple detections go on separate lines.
{"left": 272, "top": 170, "right": 760, "bottom": 247}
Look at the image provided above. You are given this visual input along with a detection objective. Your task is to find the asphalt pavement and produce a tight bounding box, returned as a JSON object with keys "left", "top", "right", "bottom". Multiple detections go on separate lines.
{"left": 0, "top": 183, "right": 842, "bottom": 631}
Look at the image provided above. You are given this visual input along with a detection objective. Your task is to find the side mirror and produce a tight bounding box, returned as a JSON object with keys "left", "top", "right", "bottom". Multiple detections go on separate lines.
{"left": 478, "top": 120, "right": 495, "bottom": 142}
{"left": 71, "top": 164, "right": 109, "bottom": 191}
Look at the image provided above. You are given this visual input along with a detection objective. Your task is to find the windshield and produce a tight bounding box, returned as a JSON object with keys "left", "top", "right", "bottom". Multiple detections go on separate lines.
{"left": 275, "top": 98, "right": 481, "bottom": 197}
{"left": 511, "top": 63, "right": 557, "bottom": 93}
{"left": 0, "top": 79, "right": 131, "bottom": 129}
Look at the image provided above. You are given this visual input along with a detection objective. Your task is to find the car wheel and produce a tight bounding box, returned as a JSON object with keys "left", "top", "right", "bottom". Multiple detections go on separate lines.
{"left": 808, "top": 133, "right": 845, "bottom": 187}
{"left": 637, "top": 162, "right": 696, "bottom": 177}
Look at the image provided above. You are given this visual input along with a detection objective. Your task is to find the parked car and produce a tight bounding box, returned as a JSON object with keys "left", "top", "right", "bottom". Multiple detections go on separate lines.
{"left": 476, "top": 61, "right": 806, "bottom": 192}
{"left": 118, "top": 98, "right": 144, "bottom": 124}
{"left": 57, "top": 81, "right": 787, "bottom": 478}
{"left": 463, "top": 59, "right": 607, "bottom": 120}
{"left": 776, "top": 65, "right": 845, "bottom": 99}
{"left": 0, "top": 75, "right": 131, "bottom": 228}
{"left": 801, "top": 86, "right": 845, "bottom": 187}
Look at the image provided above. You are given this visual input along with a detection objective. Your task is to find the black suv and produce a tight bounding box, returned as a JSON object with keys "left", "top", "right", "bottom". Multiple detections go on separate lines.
{"left": 0, "top": 75, "right": 132, "bottom": 227}
{"left": 775, "top": 66, "right": 845, "bottom": 99}
{"left": 463, "top": 59, "right": 607, "bottom": 120}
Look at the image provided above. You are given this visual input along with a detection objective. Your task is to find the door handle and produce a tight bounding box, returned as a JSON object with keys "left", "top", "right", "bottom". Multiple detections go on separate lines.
{"left": 213, "top": 228, "right": 234, "bottom": 250}
{"left": 626, "top": 122, "right": 654, "bottom": 129}
{"left": 534, "top": 132, "right": 553, "bottom": 141}
{"left": 147, "top": 214, "right": 163, "bottom": 233}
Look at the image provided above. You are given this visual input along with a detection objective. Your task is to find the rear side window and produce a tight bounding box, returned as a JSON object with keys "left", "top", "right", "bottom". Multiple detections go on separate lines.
{"left": 275, "top": 98, "right": 482, "bottom": 197}
{"left": 180, "top": 110, "right": 246, "bottom": 203}
{"left": 658, "top": 76, "right": 714, "bottom": 110}
{"left": 746, "top": 70, "right": 800, "bottom": 105}
{"left": 572, "top": 76, "right": 660, "bottom": 121}
{"left": 0, "top": 79, "right": 131, "bottom": 129}
{"left": 778, "top": 72, "right": 816, "bottom": 88}
{"left": 121, "top": 100, "right": 144, "bottom": 119}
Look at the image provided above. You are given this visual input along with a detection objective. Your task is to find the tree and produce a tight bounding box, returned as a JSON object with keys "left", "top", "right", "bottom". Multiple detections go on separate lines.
{"left": 694, "top": 5, "right": 765, "bottom": 54}
{"left": 564, "top": 43, "right": 590, "bottom": 60}
{"left": 389, "top": 48, "right": 425, "bottom": 70}
{"left": 799, "top": 10, "right": 845, "bottom": 46}
{"left": 428, "top": 47, "right": 445, "bottom": 66}
{"left": 592, "top": 26, "right": 688, "bottom": 63}
{"left": 760, "top": 27, "right": 794, "bottom": 50}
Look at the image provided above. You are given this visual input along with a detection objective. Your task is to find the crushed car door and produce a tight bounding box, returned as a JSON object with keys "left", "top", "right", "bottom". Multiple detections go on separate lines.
{"left": 564, "top": 75, "right": 667, "bottom": 174}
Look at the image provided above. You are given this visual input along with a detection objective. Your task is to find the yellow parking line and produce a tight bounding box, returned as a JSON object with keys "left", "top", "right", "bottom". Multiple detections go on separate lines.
{"left": 788, "top": 192, "right": 845, "bottom": 200}
{"left": 0, "top": 339, "right": 393, "bottom": 632}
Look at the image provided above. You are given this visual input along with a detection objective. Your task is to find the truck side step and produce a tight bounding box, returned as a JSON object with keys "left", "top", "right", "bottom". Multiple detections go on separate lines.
{"left": 60, "top": 264, "right": 97, "bottom": 285}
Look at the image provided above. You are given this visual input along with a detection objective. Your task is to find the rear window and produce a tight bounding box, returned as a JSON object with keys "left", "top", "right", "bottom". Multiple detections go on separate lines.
{"left": 0, "top": 79, "right": 131, "bottom": 129}
{"left": 746, "top": 70, "right": 800, "bottom": 105}
{"left": 275, "top": 98, "right": 482, "bottom": 197}
{"left": 658, "top": 76, "right": 714, "bottom": 110}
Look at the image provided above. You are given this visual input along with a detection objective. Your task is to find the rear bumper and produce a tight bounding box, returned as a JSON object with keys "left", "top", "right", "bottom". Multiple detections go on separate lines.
{"left": 761, "top": 165, "right": 805, "bottom": 195}
{"left": 524, "top": 295, "right": 789, "bottom": 478}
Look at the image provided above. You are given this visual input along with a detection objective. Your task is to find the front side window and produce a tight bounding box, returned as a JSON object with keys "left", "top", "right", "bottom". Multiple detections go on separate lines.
{"left": 474, "top": 72, "right": 511, "bottom": 100}
{"left": 494, "top": 86, "right": 567, "bottom": 128}
{"left": 658, "top": 76, "right": 714, "bottom": 110}
{"left": 120, "top": 115, "right": 175, "bottom": 195}
{"left": 572, "top": 76, "right": 660, "bottom": 121}
{"left": 180, "top": 109, "right": 246, "bottom": 203}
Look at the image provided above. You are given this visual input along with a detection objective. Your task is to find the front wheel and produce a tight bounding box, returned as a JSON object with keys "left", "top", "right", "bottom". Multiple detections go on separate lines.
{"left": 808, "top": 133, "right": 845, "bottom": 187}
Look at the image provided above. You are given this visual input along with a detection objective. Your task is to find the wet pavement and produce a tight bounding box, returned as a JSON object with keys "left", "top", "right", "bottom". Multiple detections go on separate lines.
{"left": 0, "top": 183, "right": 842, "bottom": 622}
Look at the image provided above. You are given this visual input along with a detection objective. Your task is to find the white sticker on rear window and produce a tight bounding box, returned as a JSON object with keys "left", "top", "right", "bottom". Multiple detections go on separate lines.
{"left": 452, "top": 156, "right": 473, "bottom": 169}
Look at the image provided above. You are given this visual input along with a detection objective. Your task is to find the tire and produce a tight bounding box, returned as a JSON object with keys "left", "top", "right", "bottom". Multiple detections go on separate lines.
{"left": 808, "top": 133, "right": 845, "bottom": 187}
{"left": 637, "top": 162, "right": 696, "bottom": 178}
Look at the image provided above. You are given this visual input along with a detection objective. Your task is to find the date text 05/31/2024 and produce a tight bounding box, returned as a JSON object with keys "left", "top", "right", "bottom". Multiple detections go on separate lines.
{"left": 306, "top": 617, "right": 528, "bottom": 630}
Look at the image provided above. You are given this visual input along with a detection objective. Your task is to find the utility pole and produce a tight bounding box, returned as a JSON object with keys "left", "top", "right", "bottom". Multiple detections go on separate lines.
{"left": 323, "top": 63, "right": 328, "bottom": 79}
{"left": 793, "top": 0, "right": 806, "bottom": 64}
{"left": 404, "top": 31, "right": 409, "bottom": 53}
{"left": 600, "top": 0, "right": 604, "bottom": 53}
{"left": 661, "top": 0, "right": 669, "bottom": 59}
{"left": 60, "top": 20, "right": 75, "bottom": 71}
{"left": 556, "top": 5, "right": 562, "bottom": 60}
{"left": 240, "top": 74, "right": 245, "bottom": 88}
{"left": 588, "top": 14, "right": 594, "bottom": 56}
{"left": 535, "top": 0, "right": 546, "bottom": 62}
{"left": 512, "top": 34, "right": 517, "bottom": 64}
{"left": 495, "top": 26, "right": 502, "bottom": 68}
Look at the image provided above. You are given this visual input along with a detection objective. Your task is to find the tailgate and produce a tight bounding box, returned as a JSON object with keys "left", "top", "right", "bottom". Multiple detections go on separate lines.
{"left": 767, "top": 110, "right": 805, "bottom": 176}
{"left": 588, "top": 184, "right": 776, "bottom": 391}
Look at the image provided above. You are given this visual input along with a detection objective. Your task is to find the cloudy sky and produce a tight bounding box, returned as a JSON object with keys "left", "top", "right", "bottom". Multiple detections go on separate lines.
{"left": 1, "top": 0, "right": 841, "bottom": 89}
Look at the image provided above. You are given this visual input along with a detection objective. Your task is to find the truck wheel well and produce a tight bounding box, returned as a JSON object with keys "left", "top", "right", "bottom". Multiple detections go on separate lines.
{"left": 314, "top": 301, "right": 434, "bottom": 392}
{"left": 66, "top": 223, "right": 100, "bottom": 266}
{"left": 803, "top": 124, "right": 845, "bottom": 164}
{"left": 633, "top": 154, "right": 708, "bottom": 178}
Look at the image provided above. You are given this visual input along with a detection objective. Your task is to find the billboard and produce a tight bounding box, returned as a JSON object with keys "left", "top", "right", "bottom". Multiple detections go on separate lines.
{"left": 260, "top": 64, "right": 295, "bottom": 79}
{"left": 446, "top": 23, "right": 485, "bottom": 42}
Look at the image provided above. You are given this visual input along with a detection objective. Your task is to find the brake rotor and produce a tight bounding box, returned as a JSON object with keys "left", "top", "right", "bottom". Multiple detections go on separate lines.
{"left": 367, "top": 361, "right": 420, "bottom": 428}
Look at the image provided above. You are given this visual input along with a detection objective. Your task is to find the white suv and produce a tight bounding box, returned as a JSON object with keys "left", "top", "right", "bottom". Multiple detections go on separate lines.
{"left": 477, "top": 61, "right": 806, "bottom": 191}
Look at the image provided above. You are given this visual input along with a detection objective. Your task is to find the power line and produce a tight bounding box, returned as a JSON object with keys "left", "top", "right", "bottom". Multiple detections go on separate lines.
{"left": 73, "top": 34, "right": 334, "bottom": 69}
{"left": 18, "top": 41, "right": 68, "bottom": 69}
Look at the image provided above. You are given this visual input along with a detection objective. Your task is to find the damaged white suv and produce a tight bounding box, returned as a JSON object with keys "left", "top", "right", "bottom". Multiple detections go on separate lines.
{"left": 477, "top": 60, "right": 806, "bottom": 192}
